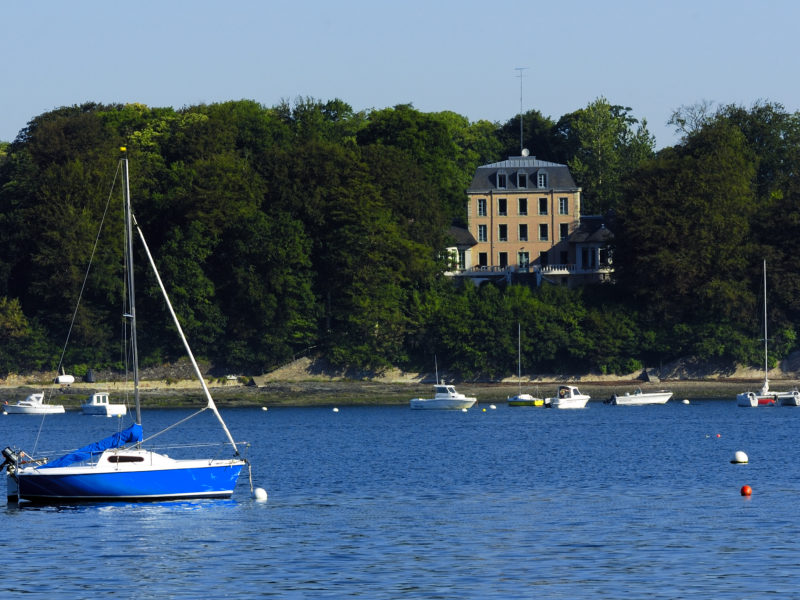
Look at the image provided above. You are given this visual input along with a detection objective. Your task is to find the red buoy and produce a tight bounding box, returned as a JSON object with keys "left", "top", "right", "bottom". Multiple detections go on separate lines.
{"left": 741, "top": 485, "right": 752, "bottom": 496}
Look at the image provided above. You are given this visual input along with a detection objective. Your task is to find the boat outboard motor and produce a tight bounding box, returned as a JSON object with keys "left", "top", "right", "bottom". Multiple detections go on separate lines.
{"left": 1, "top": 447, "right": 19, "bottom": 473}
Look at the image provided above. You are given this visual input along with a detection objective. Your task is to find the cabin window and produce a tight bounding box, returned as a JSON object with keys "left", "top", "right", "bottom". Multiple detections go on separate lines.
{"left": 477, "top": 198, "right": 487, "bottom": 217}
{"left": 107, "top": 455, "right": 145, "bottom": 463}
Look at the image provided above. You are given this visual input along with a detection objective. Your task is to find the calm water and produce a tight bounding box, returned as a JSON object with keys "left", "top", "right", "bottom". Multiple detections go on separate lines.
{"left": 1, "top": 399, "right": 799, "bottom": 598}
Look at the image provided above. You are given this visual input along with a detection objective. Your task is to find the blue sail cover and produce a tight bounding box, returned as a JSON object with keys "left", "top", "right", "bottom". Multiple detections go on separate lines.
{"left": 38, "top": 424, "right": 143, "bottom": 469}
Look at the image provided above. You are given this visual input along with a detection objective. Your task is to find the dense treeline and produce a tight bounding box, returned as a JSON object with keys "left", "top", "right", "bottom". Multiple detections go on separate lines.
{"left": 0, "top": 98, "right": 797, "bottom": 379}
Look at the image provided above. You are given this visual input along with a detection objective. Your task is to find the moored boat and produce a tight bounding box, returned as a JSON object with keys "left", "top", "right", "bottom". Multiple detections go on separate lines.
{"left": 737, "top": 261, "right": 793, "bottom": 408}
{"left": 507, "top": 393, "right": 544, "bottom": 407}
{"left": 507, "top": 323, "right": 544, "bottom": 407}
{"left": 3, "top": 392, "right": 65, "bottom": 415}
{"left": 546, "top": 385, "right": 590, "bottom": 409}
{"left": 81, "top": 392, "right": 127, "bottom": 416}
{"left": 2, "top": 151, "right": 247, "bottom": 503}
{"left": 410, "top": 382, "right": 477, "bottom": 410}
{"left": 609, "top": 388, "right": 673, "bottom": 406}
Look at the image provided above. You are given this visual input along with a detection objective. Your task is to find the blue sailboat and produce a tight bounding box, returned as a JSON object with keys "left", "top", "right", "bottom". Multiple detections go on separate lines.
{"left": 2, "top": 152, "right": 246, "bottom": 502}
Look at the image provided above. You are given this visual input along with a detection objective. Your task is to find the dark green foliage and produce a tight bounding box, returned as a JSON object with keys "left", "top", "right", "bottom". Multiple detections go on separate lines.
{"left": 0, "top": 98, "right": 798, "bottom": 377}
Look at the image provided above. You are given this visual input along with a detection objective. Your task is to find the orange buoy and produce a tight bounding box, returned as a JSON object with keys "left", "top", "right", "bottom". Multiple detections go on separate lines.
{"left": 741, "top": 485, "right": 752, "bottom": 496}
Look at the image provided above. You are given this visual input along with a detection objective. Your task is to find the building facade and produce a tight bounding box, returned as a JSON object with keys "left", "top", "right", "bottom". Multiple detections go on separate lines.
{"left": 466, "top": 154, "right": 581, "bottom": 271}
{"left": 458, "top": 154, "right": 611, "bottom": 286}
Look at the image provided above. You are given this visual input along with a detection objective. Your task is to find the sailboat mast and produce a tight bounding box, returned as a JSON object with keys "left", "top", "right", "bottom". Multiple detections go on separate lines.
{"left": 121, "top": 154, "right": 142, "bottom": 426}
{"left": 517, "top": 322, "right": 521, "bottom": 393}
{"left": 763, "top": 260, "right": 768, "bottom": 384}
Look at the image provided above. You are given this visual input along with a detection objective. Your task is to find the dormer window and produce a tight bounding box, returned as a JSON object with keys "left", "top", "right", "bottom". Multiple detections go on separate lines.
{"left": 497, "top": 172, "right": 507, "bottom": 189}
{"left": 537, "top": 172, "right": 548, "bottom": 188}
{"left": 518, "top": 173, "right": 527, "bottom": 188}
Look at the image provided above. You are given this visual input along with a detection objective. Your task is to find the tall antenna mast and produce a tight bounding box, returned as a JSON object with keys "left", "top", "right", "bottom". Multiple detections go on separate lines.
{"left": 514, "top": 67, "right": 528, "bottom": 154}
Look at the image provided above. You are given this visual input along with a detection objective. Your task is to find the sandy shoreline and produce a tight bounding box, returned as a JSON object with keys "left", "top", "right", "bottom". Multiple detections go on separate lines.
{"left": 0, "top": 377, "right": 795, "bottom": 408}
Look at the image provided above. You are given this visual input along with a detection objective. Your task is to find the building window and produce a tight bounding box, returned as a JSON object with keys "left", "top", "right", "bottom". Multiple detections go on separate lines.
{"left": 498, "top": 224, "right": 508, "bottom": 242}
{"left": 458, "top": 249, "right": 466, "bottom": 270}
{"left": 479, "top": 252, "right": 488, "bottom": 267}
{"left": 498, "top": 252, "right": 508, "bottom": 268}
{"left": 539, "top": 198, "right": 548, "bottom": 215}
{"left": 539, "top": 251, "right": 549, "bottom": 267}
{"left": 478, "top": 224, "right": 487, "bottom": 242}
{"left": 559, "top": 197, "right": 568, "bottom": 215}
{"left": 498, "top": 198, "right": 507, "bottom": 216}
{"left": 518, "top": 224, "right": 528, "bottom": 241}
{"left": 518, "top": 251, "right": 529, "bottom": 267}
{"left": 477, "top": 198, "right": 487, "bottom": 217}
{"left": 518, "top": 198, "right": 527, "bottom": 215}
{"left": 539, "top": 223, "right": 549, "bottom": 241}
{"left": 560, "top": 223, "right": 569, "bottom": 241}
{"left": 497, "top": 173, "right": 507, "bottom": 188}
{"left": 518, "top": 173, "right": 527, "bottom": 188}
{"left": 537, "top": 172, "right": 548, "bottom": 188}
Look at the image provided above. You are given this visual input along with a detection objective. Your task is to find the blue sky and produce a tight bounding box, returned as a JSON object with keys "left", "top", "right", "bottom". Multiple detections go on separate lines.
{"left": 2, "top": 0, "right": 799, "bottom": 150}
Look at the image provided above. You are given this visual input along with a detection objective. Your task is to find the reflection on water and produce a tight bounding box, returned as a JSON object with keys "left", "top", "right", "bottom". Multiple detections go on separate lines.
{"left": 1, "top": 402, "right": 799, "bottom": 598}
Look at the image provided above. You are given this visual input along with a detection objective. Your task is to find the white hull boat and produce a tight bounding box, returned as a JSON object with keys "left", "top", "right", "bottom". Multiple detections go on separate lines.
{"left": 410, "top": 382, "right": 476, "bottom": 410}
{"left": 546, "top": 385, "right": 590, "bottom": 409}
{"left": 610, "top": 388, "right": 673, "bottom": 405}
{"left": 737, "top": 262, "right": 795, "bottom": 407}
{"left": 81, "top": 392, "right": 127, "bottom": 416}
{"left": 3, "top": 393, "right": 65, "bottom": 415}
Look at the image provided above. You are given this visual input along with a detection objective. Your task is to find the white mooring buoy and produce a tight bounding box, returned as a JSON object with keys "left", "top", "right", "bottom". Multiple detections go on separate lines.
{"left": 332, "top": 407, "right": 339, "bottom": 413}
{"left": 682, "top": 399, "right": 690, "bottom": 405}
{"left": 731, "top": 450, "right": 749, "bottom": 464}
{"left": 253, "top": 487, "right": 268, "bottom": 502}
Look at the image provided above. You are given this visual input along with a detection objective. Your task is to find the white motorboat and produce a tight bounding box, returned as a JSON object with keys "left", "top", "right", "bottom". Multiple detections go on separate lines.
{"left": 81, "top": 392, "right": 127, "bottom": 416}
{"left": 737, "top": 261, "right": 794, "bottom": 407}
{"left": 609, "top": 388, "right": 673, "bottom": 405}
{"left": 507, "top": 323, "right": 544, "bottom": 407}
{"left": 546, "top": 385, "right": 590, "bottom": 409}
{"left": 3, "top": 392, "right": 65, "bottom": 415}
{"left": 410, "top": 382, "right": 477, "bottom": 410}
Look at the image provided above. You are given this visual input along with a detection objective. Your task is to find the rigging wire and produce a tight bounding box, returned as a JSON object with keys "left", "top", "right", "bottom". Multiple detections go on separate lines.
{"left": 33, "top": 162, "right": 121, "bottom": 453}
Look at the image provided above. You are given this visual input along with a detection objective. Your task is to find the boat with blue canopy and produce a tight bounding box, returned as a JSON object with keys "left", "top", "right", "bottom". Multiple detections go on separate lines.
{"left": 2, "top": 151, "right": 247, "bottom": 503}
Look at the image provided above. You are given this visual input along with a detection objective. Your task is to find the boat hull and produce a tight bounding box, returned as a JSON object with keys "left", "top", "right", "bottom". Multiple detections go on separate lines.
{"left": 507, "top": 394, "right": 544, "bottom": 407}
{"left": 736, "top": 392, "right": 776, "bottom": 407}
{"left": 81, "top": 405, "right": 127, "bottom": 416}
{"left": 549, "top": 397, "right": 590, "bottom": 409}
{"left": 410, "top": 398, "right": 476, "bottom": 410}
{"left": 4, "top": 405, "right": 65, "bottom": 415}
{"left": 13, "top": 460, "right": 245, "bottom": 502}
{"left": 611, "top": 391, "right": 673, "bottom": 406}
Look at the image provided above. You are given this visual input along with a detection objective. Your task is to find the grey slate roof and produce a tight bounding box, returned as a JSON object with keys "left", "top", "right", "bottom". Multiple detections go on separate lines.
{"left": 569, "top": 216, "right": 614, "bottom": 243}
{"left": 468, "top": 156, "right": 579, "bottom": 193}
{"left": 447, "top": 226, "right": 478, "bottom": 247}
